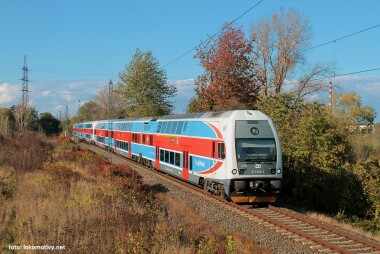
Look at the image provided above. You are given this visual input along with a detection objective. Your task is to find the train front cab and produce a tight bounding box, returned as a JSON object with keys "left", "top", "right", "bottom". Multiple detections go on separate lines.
{"left": 228, "top": 117, "right": 282, "bottom": 204}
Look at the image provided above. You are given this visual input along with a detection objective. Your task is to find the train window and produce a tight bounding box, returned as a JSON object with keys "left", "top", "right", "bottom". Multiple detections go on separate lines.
{"left": 170, "top": 121, "right": 178, "bottom": 133}
{"left": 183, "top": 121, "right": 188, "bottom": 132}
{"left": 189, "top": 156, "right": 193, "bottom": 170}
{"left": 160, "top": 149, "right": 164, "bottom": 161}
{"left": 175, "top": 153, "right": 180, "bottom": 167}
{"left": 218, "top": 142, "right": 225, "bottom": 159}
{"left": 142, "top": 134, "right": 146, "bottom": 144}
{"left": 157, "top": 122, "right": 162, "bottom": 132}
{"left": 169, "top": 151, "right": 174, "bottom": 164}
{"left": 166, "top": 121, "right": 172, "bottom": 133}
{"left": 176, "top": 121, "right": 183, "bottom": 134}
{"left": 161, "top": 122, "right": 167, "bottom": 133}
{"left": 150, "top": 135, "right": 153, "bottom": 146}
{"left": 164, "top": 150, "right": 168, "bottom": 163}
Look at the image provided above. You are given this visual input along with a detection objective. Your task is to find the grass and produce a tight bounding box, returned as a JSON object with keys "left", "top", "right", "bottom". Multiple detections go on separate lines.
{"left": 0, "top": 137, "right": 270, "bottom": 254}
{"left": 306, "top": 211, "right": 380, "bottom": 242}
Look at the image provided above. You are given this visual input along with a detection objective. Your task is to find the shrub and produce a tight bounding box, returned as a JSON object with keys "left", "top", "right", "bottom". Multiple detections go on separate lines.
{"left": 0, "top": 167, "right": 17, "bottom": 199}
{"left": 0, "top": 132, "right": 53, "bottom": 172}
{"left": 353, "top": 158, "right": 380, "bottom": 230}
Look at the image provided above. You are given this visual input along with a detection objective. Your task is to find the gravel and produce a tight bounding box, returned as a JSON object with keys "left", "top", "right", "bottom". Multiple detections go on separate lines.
{"left": 85, "top": 144, "right": 318, "bottom": 254}
{"left": 139, "top": 168, "right": 318, "bottom": 253}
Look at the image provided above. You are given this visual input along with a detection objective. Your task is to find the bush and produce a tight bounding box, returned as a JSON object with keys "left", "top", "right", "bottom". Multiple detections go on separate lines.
{"left": 0, "top": 167, "right": 17, "bottom": 200}
{"left": 0, "top": 132, "right": 53, "bottom": 172}
{"left": 353, "top": 158, "right": 380, "bottom": 229}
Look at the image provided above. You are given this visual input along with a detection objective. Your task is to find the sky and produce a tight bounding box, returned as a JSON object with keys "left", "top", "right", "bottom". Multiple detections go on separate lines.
{"left": 0, "top": 0, "right": 379, "bottom": 122}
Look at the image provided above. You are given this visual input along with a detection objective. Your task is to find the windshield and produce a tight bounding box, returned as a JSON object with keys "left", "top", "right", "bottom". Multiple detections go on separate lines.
{"left": 235, "top": 138, "right": 276, "bottom": 162}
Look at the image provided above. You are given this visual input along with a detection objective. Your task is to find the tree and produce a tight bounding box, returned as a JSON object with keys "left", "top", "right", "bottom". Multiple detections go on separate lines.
{"left": 77, "top": 101, "right": 102, "bottom": 121}
{"left": 192, "top": 23, "right": 258, "bottom": 112}
{"left": 250, "top": 8, "right": 329, "bottom": 96}
{"left": 94, "top": 85, "right": 124, "bottom": 119}
{"left": 333, "top": 92, "right": 376, "bottom": 127}
{"left": 257, "top": 93, "right": 355, "bottom": 212}
{"left": 38, "top": 112, "right": 61, "bottom": 136}
{"left": 0, "top": 107, "right": 12, "bottom": 137}
{"left": 11, "top": 104, "right": 38, "bottom": 133}
{"left": 118, "top": 49, "right": 176, "bottom": 117}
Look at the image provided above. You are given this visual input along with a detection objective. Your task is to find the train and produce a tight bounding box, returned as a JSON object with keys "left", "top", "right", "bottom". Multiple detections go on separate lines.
{"left": 73, "top": 110, "right": 282, "bottom": 203}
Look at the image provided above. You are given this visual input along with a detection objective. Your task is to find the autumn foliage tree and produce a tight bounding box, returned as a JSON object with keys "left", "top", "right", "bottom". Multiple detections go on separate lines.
{"left": 333, "top": 92, "right": 376, "bottom": 127}
{"left": 250, "top": 8, "right": 331, "bottom": 98}
{"left": 189, "top": 24, "right": 259, "bottom": 112}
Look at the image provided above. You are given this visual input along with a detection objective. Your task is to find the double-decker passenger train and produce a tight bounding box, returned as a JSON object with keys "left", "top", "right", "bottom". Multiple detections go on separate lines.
{"left": 73, "top": 110, "right": 282, "bottom": 203}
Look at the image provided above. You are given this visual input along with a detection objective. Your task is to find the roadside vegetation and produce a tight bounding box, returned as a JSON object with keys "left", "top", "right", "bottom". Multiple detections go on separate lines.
{"left": 0, "top": 134, "right": 269, "bottom": 254}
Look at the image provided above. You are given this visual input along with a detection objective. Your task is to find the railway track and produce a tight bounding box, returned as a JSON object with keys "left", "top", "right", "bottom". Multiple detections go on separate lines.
{"left": 250, "top": 206, "right": 380, "bottom": 254}
{"left": 80, "top": 142, "right": 380, "bottom": 254}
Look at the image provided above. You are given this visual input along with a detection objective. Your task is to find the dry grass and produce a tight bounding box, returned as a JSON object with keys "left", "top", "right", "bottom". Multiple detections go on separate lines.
{"left": 0, "top": 139, "right": 269, "bottom": 253}
{"left": 306, "top": 211, "right": 380, "bottom": 242}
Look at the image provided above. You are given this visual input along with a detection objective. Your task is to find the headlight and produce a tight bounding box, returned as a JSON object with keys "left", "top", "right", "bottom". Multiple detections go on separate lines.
{"left": 277, "top": 169, "right": 281, "bottom": 174}
{"left": 232, "top": 169, "right": 237, "bottom": 175}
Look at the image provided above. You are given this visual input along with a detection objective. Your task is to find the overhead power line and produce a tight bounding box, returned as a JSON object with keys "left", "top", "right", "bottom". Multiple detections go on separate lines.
{"left": 283, "top": 67, "right": 380, "bottom": 87}
{"left": 163, "top": 0, "right": 265, "bottom": 67}
{"left": 301, "top": 24, "right": 380, "bottom": 52}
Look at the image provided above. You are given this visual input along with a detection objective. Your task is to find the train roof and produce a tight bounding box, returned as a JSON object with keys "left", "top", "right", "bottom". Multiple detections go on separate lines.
{"left": 76, "top": 110, "right": 269, "bottom": 125}
{"left": 158, "top": 110, "right": 268, "bottom": 121}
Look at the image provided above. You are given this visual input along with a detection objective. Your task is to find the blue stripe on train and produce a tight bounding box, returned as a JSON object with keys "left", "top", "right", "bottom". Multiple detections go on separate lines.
{"left": 131, "top": 143, "right": 155, "bottom": 160}
{"left": 191, "top": 155, "right": 216, "bottom": 173}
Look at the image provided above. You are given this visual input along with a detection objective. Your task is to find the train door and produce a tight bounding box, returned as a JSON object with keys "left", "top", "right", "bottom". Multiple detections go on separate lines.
{"left": 155, "top": 146, "right": 160, "bottom": 169}
{"left": 182, "top": 150, "right": 189, "bottom": 180}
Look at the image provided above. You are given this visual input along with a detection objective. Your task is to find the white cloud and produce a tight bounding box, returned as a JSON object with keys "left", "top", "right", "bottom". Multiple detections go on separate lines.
{"left": 61, "top": 91, "right": 75, "bottom": 101}
{"left": 0, "top": 83, "right": 19, "bottom": 104}
{"left": 53, "top": 105, "right": 65, "bottom": 111}
{"left": 41, "top": 90, "right": 51, "bottom": 97}
{"left": 362, "top": 81, "right": 380, "bottom": 94}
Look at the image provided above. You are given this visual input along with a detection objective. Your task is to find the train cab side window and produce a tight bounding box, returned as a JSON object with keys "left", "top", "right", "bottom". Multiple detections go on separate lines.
{"left": 160, "top": 149, "right": 164, "bottom": 161}
{"left": 218, "top": 142, "right": 225, "bottom": 159}
{"left": 150, "top": 135, "right": 153, "bottom": 146}
{"left": 142, "top": 134, "right": 146, "bottom": 144}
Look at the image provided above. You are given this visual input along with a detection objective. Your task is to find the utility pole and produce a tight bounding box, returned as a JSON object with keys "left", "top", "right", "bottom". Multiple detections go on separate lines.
{"left": 77, "top": 99, "right": 81, "bottom": 122}
{"left": 21, "top": 55, "right": 30, "bottom": 107}
{"left": 65, "top": 105, "right": 69, "bottom": 137}
{"left": 329, "top": 81, "right": 333, "bottom": 114}
{"left": 108, "top": 80, "right": 113, "bottom": 163}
